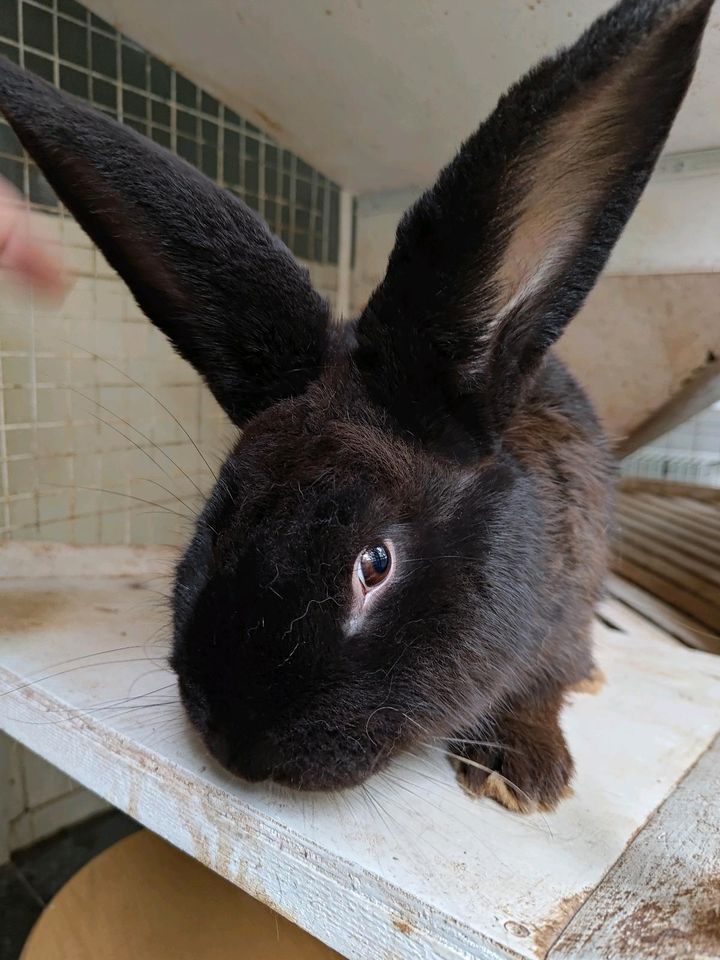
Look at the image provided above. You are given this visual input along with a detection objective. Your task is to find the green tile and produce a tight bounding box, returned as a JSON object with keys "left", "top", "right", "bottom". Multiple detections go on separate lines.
{"left": 151, "top": 125, "right": 170, "bottom": 148}
{"left": 313, "top": 235, "right": 323, "bottom": 262}
{"left": 281, "top": 152, "right": 292, "bottom": 172}
{"left": 89, "top": 12, "right": 115, "bottom": 34}
{"left": 22, "top": 2, "right": 54, "bottom": 54}
{"left": 91, "top": 75, "right": 115, "bottom": 110}
{"left": 223, "top": 106, "right": 240, "bottom": 127}
{"left": 328, "top": 190, "right": 339, "bottom": 264}
{"left": 244, "top": 159, "right": 258, "bottom": 193}
{"left": 245, "top": 135, "right": 259, "bottom": 160}
{"left": 244, "top": 192, "right": 259, "bottom": 211}
{"left": 31, "top": 0, "right": 52, "bottom": 7}
{"left": 59, "top": 64, "right": 88, "bottom": 99}
{"left": 295, "top": 208, "right": 310, "bottom": 231}
{"left": 124, "top": 116, "right": 147, "bottom": 136}
{"left": 296, "top": 178, "right": 311, "bottom": 208}
{"left": 280, "top": 204, "right": 290, "bottom": 226}
{"left": 0, "top": 120, "right": 21, "bottom": 157}
{"left": 121, "top": 43, "right": 146, "bottom": 89}
{"left": 201, "top": 144, "right": 217, "bottom": 178}
{"left": 223, "top": 147, "right": 239, "bottom": 184}
{"left": 296, "top": 158, "right": 313, "bottom": 181}
{"left": 58, "top": 0, "right": 87, "bottom": 22}
{"left": 91, "top": 30, "right": 116, "bottom": 78}
{"left": 264, "top": 144, "right": 277, "bottom": 168}
{"left": 177, "top": 135, "right": 197, "bottom": 166}
{"left": 150, "top": 58, "right": 170, "bottom": 99}
{"left": 0, "top": 156, "right": 23, "bottom": 191}
{"left": 0, "top": 40, "right": 20, "bottom": 63}
{"left": 151, "top": 99, "right": 169, "bottom": 125}
{"left": 177, "top": 108, "right": 196, "bottom": 136}
{"left": 293, "top": 231, "right": 309, "bottom": 259}
{"left": 264, "top": 166, "right": 278, "bottom": 196}
{"left": 29, "top": 164, "right": 57, "bottom": 206}
{"left": 58, "top": 16, "right": 88, "bottom": 67}
{"left": 0, "top": 1, "right": 19, "bottom": 42}
{"left": 201, "top": 119, "right": 217, "bottom": 144}
{"left": 175, "top": 74, "right": 196, "bottom": 109}
{"left": 122, "top": 88, "right": 146, "bottom": 120}
{"left": 264, "top": 199, "right": 277, "bottom": 230}
{"left": 201, "top": 90, "right": 218, "bottom": 116}
{"left": 281, "top": 172, "right": 291, "bottom": 200}
{"left": 24, "top": 49, "right": 52, "bottom": 81}
{"left": 245, "top": 119, "right": 260, "bottom": 135}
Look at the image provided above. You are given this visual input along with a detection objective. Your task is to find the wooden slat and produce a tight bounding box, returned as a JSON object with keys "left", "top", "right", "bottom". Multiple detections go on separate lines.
{"left": 615, "top": 519, "right": 720, "bottom": 588}
{"left": 618, "top": 479, "right": 720, "bottom": 504}
{"left": 615, "top": 541, "right": 720, "bottom": 606}
{"left": 549, "top": 736, "right": 720, "bottom": 959}
{"left": 606, "top": 575, "right": 720, "bottom": 655}
{"left": 613, "top": 557, "right": 720, "bottom": 633}
{"left": 617, "top": 497, "right": 720, "bottom": 563}
{"left": 675, "top": 496, "right": 720, "bottom": 527}
{"left": 640, "top": 494, "right": 720, "bottom": 534}
{"left": 627, "top": 494, "right": 720, "bottom": 541}
{"left": 613, "top": 489, "right": 720, "bottom": 639}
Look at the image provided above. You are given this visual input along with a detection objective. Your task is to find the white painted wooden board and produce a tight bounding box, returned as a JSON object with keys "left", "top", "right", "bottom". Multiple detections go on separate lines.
{"left": 1, "top": 543, "right": 720, "bottom": 959}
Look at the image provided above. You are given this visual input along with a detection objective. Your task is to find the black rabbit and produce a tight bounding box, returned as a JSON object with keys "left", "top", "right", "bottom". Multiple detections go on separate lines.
{"left": 0, "top": 0, "right": 713, "bottom": 811}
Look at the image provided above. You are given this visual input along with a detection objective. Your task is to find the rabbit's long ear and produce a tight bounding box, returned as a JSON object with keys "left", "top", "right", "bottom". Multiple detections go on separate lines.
{"left": 354, "top": 0, "right": 713, "bottom": 456}
{"left": 0, "top": 59, "right": 331, "bottom": 427}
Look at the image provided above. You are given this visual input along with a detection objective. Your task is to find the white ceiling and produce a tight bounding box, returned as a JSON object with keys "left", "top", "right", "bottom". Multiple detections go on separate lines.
{"left": 85, "top": 0, "right": 720, "bottom": 194}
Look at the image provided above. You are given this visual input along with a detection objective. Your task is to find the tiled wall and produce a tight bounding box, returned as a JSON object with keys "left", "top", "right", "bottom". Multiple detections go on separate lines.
{"left": 0, "top": 0, "right": 341, "bottom": 545}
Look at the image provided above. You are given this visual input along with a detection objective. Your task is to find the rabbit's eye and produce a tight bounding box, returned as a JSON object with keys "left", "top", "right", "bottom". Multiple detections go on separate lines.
{"left": 357, "top": 543, "right": 391, "bottom": 591}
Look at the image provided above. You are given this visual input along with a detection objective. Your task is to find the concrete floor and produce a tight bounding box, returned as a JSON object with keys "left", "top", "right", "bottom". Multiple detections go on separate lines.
{"left": 0, "top": 811, "right": 139, "bottom": 960}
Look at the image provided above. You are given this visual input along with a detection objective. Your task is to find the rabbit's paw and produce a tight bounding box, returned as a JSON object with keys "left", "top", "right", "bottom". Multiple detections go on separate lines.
{"left": 452, "top": 696, "right": 574, "bottom": 813}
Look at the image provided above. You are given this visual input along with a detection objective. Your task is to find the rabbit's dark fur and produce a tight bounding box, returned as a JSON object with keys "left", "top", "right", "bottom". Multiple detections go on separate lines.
{"left": 0, "top": 0, "right": 712, "bottom": 811}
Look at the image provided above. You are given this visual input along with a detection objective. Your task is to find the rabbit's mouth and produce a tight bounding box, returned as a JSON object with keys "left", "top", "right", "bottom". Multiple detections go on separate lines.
{"left": 176, "top": 674, "right": 408, "bottom": 791}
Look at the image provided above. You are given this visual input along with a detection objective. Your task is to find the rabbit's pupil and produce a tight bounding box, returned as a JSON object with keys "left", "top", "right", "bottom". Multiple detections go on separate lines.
{"left": 358, "top": 544, "right": 390, "bottom": 590}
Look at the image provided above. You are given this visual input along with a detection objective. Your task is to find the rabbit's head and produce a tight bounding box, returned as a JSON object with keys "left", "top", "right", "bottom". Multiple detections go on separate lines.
{"left": 0, "top": 0, "right": 712, "bottom": 789}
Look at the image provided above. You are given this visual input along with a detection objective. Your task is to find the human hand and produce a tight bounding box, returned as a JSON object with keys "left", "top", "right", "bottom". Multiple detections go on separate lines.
{"left": 0, "top": 177, "right": 69, "bottom": 300}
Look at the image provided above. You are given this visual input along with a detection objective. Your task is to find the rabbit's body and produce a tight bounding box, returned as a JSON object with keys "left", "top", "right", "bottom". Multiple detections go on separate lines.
{"left": 0, "top": 0, "right": 711, "bottom": 811}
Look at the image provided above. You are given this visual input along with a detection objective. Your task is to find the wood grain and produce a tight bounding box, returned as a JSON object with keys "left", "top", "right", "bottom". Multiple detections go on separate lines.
{"left": 3, "top": 545, "right": 720, "bottom": 959}
{"left": 549, "top": 736, "right": 720, "bottom": 959}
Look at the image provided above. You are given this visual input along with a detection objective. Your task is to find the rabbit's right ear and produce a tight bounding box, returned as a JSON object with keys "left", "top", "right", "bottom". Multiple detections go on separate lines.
{"left": 353, "top": 0, "right": 713, "bottom": 457}
{"left": 0, "top": 60, "right": 331, "bottom": 427}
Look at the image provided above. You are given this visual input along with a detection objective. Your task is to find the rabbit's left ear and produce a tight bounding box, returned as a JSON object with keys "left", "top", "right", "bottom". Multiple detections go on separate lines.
{"left": 0, "top": 59, "right": 331, "bottom": 428}
{"left": 354, "top": 0, "right": 714, "bottom": 456}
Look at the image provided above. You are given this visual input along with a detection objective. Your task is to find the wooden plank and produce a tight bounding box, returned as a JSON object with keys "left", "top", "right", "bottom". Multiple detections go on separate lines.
{"left": 612, "top": 556, "right": 720, "bottom": 633}
{"left": 675, "top": 496, "right": 720, "bottom": 526}
{"left": 617, "top": 498, "right": 720, "bottom": 563}
{"left": 616, "top": 513, "right": 720, "bottom": 586}
{"left": 640, "top": 495, "right": 720, "bottom": 535}
{"left": 2, "top": 545, "right": 720, "bottom": 959}
{"left": 618, "top": 479, "right": 720, "bottom": 504}
{"left": 549, "top": 736, "right": 720, "bottom": 959}
{"left": 614, "top": 540, "right": 720, "bottom": 606}
{"left": 627, "top": 494, "right": 720, "bottom": 541}
{"left": 606, "top": 575, "right": 720, "bottom": 655}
